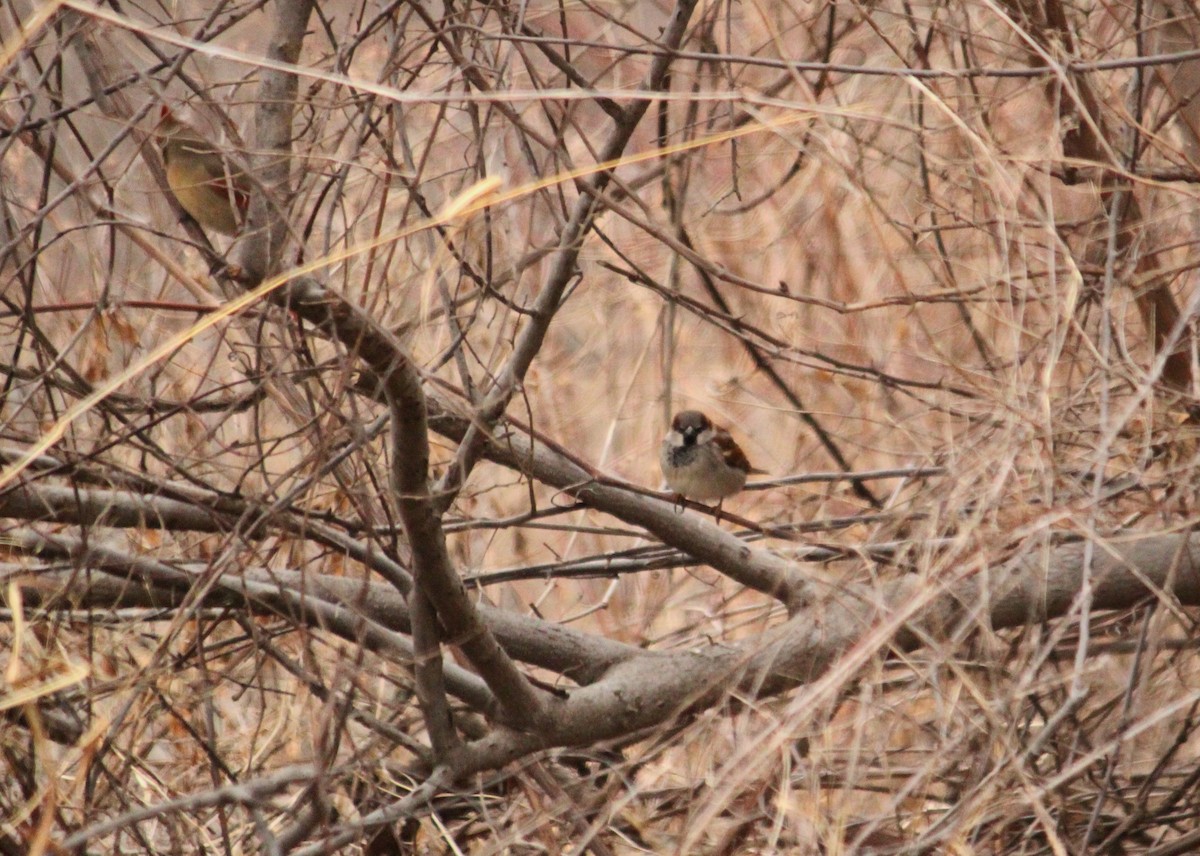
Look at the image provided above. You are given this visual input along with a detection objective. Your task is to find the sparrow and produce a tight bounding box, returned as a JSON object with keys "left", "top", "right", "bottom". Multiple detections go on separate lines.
{"left": 660, "top": 409, "right": 763, "bottom": 515}
{"left": 155, "top": 107, "right": 249, "bottom": 236}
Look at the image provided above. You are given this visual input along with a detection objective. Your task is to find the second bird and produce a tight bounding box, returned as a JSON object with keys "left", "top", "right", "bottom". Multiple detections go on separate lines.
{"left": 156, "top": 107, "right": 250, "bottom": 236}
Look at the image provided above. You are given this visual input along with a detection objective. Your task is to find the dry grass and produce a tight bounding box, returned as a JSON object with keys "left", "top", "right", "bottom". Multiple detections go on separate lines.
{"left": 4, "top": 0, "right": 1200, "bottom": 853}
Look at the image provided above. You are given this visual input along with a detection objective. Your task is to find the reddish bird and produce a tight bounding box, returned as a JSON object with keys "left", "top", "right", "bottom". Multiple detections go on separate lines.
{"left": 155, "top": 107, "right": 249, "bottom": 236}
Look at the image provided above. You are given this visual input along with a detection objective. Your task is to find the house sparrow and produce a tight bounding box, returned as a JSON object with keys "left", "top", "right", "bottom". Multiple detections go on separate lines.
{"left": 155, "top": 107, "right": 249, "bottom": 235}
{"left": 660, "top": 409, "right": 762, "bottom": 515}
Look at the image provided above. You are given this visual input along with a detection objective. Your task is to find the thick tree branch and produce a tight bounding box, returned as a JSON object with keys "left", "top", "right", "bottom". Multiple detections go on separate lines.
{"left": 425, "top": 392, "right": 812, "bottom": 607}
{"left": 431, "top": 531, "right": 1200, "bottom": 780}
{"left": 0, "top": 483, "right": 639, "bottom": 682}
{"left": 283, "top": 277, "right": 548, "bottom": 731}
{"left": 7, "top": 529, "right": 495, "bottom": 713}
{"left": 233, "top": 0, "right": 313, "bottom": 282}
{"left": 219, "top": 0, "right": 548, "bottom": 736}
{"left": 0, "top": 473, "right": 415, "bottom": 594}
{"left": 18, "top": 522, "right": 1200, "bottom": 778}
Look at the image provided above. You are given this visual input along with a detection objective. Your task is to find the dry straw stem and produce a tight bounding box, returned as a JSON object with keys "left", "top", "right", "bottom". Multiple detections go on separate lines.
{"left": 0, "top": 177, "right": 503, "bottom": 494}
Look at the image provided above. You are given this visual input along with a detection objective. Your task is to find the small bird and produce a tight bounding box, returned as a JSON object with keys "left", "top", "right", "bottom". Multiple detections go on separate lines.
{"left": 660, "top": 409, "right": 763, "bottom": 516}
{"left": 155, "top": 107, "right": 249, "bottom": 236}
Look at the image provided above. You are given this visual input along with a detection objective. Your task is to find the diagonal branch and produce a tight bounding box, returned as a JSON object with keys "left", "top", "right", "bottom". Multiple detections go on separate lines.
{"left": 223, "top": 0, "right": 546, "bottom": 738}
{"left": 424, "top": 390, "right": 812, "bottom": 608}
{"left": 435, "top": 0, "right": 702, "bottom": 505}
{"left": 265, "top": 527, "right": 1200, "bottom": 856}
{"left": 285, "top": 278, "right": 547, "bottom": 729}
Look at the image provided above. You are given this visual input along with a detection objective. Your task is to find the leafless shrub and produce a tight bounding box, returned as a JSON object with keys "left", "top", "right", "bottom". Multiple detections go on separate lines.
{"left": 4, "top": 0, "right": 1200, "bottom": 853}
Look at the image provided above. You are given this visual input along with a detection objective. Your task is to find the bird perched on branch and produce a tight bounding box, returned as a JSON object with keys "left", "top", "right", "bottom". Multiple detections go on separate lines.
{"left": 155, "top": 106, "right": 249, "bottom": 236}
{"left": 660, "top": 409, "right": 764, "bottom": 517}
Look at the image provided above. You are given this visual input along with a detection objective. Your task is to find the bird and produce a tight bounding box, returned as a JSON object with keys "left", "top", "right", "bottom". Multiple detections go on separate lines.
{"left": 154, "top": 107, "right": 249, "bottom": 236}
{"left": 660, "top": 409, "right": 763, "bottom": 517}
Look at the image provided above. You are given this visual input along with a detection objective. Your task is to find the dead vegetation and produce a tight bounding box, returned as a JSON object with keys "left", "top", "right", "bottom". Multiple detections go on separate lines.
{"left": 4, "top": 0, "right": 1200, "bottom": 852}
